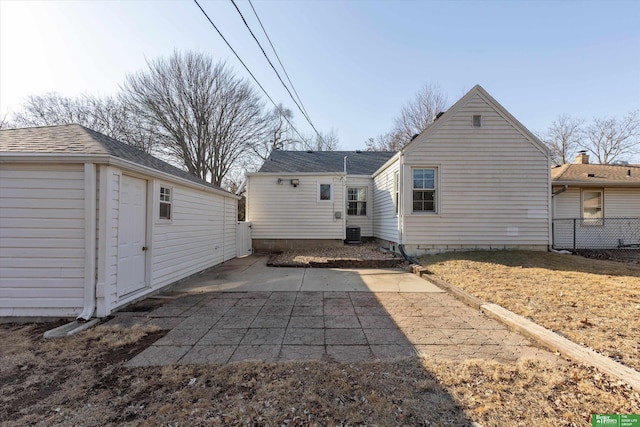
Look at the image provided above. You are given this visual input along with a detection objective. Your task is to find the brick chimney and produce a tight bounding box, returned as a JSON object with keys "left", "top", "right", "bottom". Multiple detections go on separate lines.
{"left": 576, "top": 150, "right": 589, "bottom": 164}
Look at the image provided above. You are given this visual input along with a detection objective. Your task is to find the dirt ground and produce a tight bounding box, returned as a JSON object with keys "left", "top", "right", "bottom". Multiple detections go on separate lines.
{"left": 1, "top": 322, "right": 638, "bottom": 426}
{"left": 418, "top": 250, "right": 640, "bottom": 373}
{"left": 270, "top": 242, "right": 400, "bottom": 265}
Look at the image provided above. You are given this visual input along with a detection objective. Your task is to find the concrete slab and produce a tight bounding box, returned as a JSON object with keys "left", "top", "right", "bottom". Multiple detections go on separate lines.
{"left": 113, "top": 256, "right": 565, "bottom": 368}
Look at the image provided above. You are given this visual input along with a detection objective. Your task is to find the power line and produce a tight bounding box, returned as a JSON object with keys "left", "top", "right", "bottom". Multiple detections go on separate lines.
{"left": 192, "top": 0, "right": 308, "bottom": 144}
{"left": 229, "top": 0, "right": 326, "bottom": 145}
{"left": 247, "top": 0, "right": 311, "bottom": 121}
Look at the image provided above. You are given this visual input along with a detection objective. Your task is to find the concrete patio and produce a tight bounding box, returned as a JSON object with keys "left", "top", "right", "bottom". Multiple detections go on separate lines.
{"left": 106, "top": 256, "right": 560, "bottom": 367}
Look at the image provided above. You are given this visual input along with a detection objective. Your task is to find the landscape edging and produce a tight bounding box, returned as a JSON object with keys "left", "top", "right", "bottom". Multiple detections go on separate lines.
{"left": 413, "top": 268, "right": 640, "bottom": 393}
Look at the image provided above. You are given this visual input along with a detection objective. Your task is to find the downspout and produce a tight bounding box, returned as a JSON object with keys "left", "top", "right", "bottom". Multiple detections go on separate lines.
{"left": 78, "top": 163, "right": 97, "bottom": 321}
{"left": 343, "top": 156, "right": 348, "bottom": 240}
{"left": 395, "top": 152, "right": 417, "bottom": 263}
{"left": 550, "top": 185, "right": 568, "bottom": 251}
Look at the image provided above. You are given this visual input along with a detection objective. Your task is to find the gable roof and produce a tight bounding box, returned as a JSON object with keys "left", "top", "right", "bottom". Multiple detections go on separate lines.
{"left": 551, "top": 163, "right": 640, "bottom": 187}
{"left": 401, "top": 84, "right": 548, "bottom": 157}
{"left": 258, "top": 150, "right": 396, "bottom": 175}
{"left": 0, "top": 124, "right": 230, "bottom": 193}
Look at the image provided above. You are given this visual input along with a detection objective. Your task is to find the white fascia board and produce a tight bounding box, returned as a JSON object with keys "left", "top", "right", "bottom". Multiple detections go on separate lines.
{"left": 372, "top": 152, "right": 401, "bottom": 177}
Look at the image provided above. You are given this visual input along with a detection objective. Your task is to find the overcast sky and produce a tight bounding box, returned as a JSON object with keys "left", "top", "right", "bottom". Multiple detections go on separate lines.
{"left": 1, "top": 0, "right": 639, "bottom": 152}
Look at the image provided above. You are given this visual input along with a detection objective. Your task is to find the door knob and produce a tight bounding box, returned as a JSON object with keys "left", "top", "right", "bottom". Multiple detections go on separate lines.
{"left": 142, "top": 246, "right": 148, "bottom": 251}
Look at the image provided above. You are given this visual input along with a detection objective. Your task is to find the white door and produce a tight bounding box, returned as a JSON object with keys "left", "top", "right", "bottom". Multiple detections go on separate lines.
{"left": 117, "top": 175, "right": 147, "bottom": 297}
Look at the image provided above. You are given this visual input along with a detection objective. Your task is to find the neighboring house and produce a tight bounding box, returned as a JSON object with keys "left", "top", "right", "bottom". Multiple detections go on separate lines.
{"left": 0, "top": 124, "right": 239, "bottom": 318}
{"left": 551, "top": 152, "right": 640, "bottom": 250}
{"left": 246, "top": 85, "right": 551, "bottom": 255}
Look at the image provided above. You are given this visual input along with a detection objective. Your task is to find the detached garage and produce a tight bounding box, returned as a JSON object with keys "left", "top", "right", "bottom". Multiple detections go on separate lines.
{"left": 0, "top": 124, "right": 239, "bottom": 318}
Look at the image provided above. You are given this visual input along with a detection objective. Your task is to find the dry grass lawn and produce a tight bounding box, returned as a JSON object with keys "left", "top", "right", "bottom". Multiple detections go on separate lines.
{"left": 418, "top": 250, "right": 640, "bottom": 372}
{"left": 1, "top": 322, "right": 639, "bottom": 426}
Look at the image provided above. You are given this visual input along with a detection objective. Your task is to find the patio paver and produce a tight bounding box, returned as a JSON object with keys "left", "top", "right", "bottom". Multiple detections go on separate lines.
{"left": 118, "top": 256, "right": 565, "bottom": 367}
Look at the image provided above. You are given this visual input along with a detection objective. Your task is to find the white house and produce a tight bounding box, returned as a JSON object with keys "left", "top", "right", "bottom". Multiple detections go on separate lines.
{"left": 0, "top": 124, "right": 239, "bottom": 318}
{"left": 246, "top": 85, "right": 551, "bottom": 255}
{"left": 551, "top": 152, "right": 640, "bottom": 249}
{"left": 246, "top": 150, "right": 395, "bottom": 252}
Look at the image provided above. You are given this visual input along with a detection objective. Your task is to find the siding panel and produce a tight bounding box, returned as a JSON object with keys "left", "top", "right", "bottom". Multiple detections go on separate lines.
{"left": 0, "top": 164, "right": 85, "bottom": 316}
{"left": 247, "top": 175, "right": 345, "bottom": 239}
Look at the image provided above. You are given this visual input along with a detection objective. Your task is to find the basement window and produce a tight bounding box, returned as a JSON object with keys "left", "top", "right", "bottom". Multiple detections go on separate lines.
{"left": 159, "top": 186, "right": 172, "bottom": 220}
{"left": 472, "top": 115, "right": 482, "bottom": 128}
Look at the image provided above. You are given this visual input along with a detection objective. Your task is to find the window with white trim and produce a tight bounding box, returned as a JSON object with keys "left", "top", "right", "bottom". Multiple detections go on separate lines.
{"left": 159, "top": 186, "right": 172, "bottom": 220}
{"left": 347, "top": 187, "right": 367, "bottom": 216}
{"left": 582, "top": 189, "right": 603, "bottom": 225}
{"left": 412, "top": 168, "right": 436, "bottom": 213}
{"left": 318, "top": 182, "right": 332, "bottom": 202}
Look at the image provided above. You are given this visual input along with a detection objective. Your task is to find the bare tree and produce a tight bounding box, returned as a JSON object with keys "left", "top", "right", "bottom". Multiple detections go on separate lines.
{"left": 303, "top": 129, "right": 339, "bottom": 151}
{"left": 365, "top": 131, "right": 403, "bottom": 152}
{"left": 0, "top": 111, "right": 11, "bottom": 129}
{"left": 538, "top": 114, "right": 584, "bottom": 165}
{"left": 121, "top": 51, "right": 270, "bottom": 186}
{"left": 582, "top": 111, "right": 640, "bottom": 164}
{"left": 392, "top": 83, "right": 448, "bottom": 145}
{"left": 11, "top": 93, "right": 157, "bottom": 153}
{"left": 251, "top": 104, "right": 296, "bottom": 162}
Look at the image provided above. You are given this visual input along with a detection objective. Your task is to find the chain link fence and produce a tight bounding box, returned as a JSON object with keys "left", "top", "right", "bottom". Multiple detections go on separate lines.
{"left": 552, "top": 217, "right": 640, "bottom": 254}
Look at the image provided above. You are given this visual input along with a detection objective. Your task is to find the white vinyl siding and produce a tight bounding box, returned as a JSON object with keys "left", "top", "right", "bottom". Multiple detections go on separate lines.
{"left": 554, "top": 187, "right": 640, "bottom": 218}
{"left": 0, "top": 164, "right": 86, "bottom": 316}
{"left": 553, "top": 186, "right": 640, "bottom": 250}
{"left": 605, "top": 188, "right": 640, "bottom": 217}
{"left": 247, "top": 174, "right": 345, "bottom": 239}
{"left": 373, "top": 161, "right": 400, "bottom": 243}
{"left": 402, "top": 92, "right": 550, "bottom": 249}
{"left": 150, "top": 183, "right": 232, "bottom": 290}
{"left": 345, "top": 176, "right": 374, "bottom": 237}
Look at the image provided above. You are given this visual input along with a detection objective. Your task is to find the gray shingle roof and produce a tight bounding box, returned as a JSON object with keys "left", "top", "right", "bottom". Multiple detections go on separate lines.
{"left": 0, "top": 124, "right": 226, "bottom": 191}
{"left": 259, "top": 150, "right": 396, "bottom": 175}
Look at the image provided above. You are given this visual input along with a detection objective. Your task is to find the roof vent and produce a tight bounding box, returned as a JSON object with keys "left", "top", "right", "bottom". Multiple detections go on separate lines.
{"left": 410, "top": 133, "right": 419, "bottom": 141}
{"left": 435, "top": 112, "right": 445, "bottom": 120}
{"left": 628, "top": 169, "right": 632, "bottom": 177}
{"left": 587, "top": 173, "right": 595, "bottom": 178}
{"left": 306, "top": 150, "right": 313, "bottom": 153}
{"left": 355, "top": 150, "right": 362, "bottom": 153}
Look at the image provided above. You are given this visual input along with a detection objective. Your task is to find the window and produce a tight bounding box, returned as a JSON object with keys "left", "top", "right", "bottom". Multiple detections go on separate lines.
{"left": 159, "top": 186, "right": 172, "bottom": 220}
{"left": 318, "top": 182, "right": 332, "bottom": 201}
{"left": 582, "top": 189, "right": 603, "bottom": 225}
{"left": 394, "top": 171, "right": 399, "bottom": 215}
{"left": 412, "top": 168, "right": 436, "bottom": 213}
{"left": 347, "top": 187, "right": 367, "bottom": 216}
{"left": 472, "top": 115, "right": 482, "bottom": 128}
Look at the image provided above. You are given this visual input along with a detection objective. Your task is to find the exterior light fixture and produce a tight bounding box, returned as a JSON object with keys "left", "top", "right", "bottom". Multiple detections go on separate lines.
{"left": 290, "top": 179, "right": 299, "bottom": 187}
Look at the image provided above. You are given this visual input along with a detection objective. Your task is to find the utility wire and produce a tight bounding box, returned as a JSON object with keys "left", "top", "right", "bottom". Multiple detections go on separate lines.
{"left": 229, "top": 0, "right": 326, "bottom": 146}
{"left": 247, "top": 0, "right": 311, "bottom": 122}
{"left": 192, "top": 0, "right": 309, "bottom": 144}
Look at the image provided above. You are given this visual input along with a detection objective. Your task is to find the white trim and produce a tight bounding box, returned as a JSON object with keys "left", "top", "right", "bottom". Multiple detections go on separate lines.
{"left": 78, "top": 163, "right": 97, "bottom": 320}
{"left": 158, "top": 184, "right": 173, "bottom": 222}
{"left": 410, "top": 166, "right": 439, "bottom": 214}
{"left": 247, "top": 171, "right": 346, "bottom": 177}
{"left": 346, "top": 186, "right": 368, "bottom": 217}
{"left": 317, "top": 181, "right": 333, "bottom": 202}
{"left": 96, "top": 166, "right": 110, "bottom": 317}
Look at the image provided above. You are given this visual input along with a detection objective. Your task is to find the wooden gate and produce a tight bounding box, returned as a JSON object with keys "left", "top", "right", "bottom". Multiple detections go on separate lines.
{"left": 236, "top": 222, "right": 252, "bottom": 256}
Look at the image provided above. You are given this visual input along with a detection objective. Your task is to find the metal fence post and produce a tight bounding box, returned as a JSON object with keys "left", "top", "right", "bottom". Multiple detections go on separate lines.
{"left": 573, "top": 218, "right": 577, "bottom": 252}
